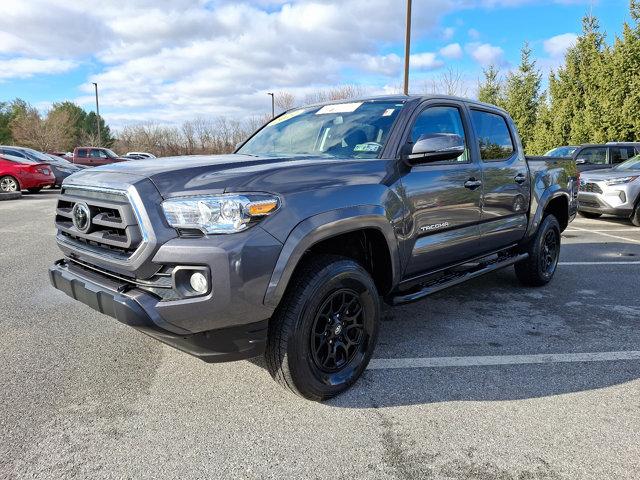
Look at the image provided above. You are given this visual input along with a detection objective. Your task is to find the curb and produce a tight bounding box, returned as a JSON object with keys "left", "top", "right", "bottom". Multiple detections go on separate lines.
{"left": 0, "top": 191, "right": 22, "bottom": 201}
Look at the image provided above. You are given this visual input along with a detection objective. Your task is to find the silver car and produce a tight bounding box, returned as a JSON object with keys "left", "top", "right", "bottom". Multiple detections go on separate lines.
{"left": 578, "top": 156, "right": 640, "bottom": 226}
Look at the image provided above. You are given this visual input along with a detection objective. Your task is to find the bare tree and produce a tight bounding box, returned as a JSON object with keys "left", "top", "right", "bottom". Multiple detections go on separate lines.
{"left": 274, "top": 91, "right": 296, "bottom": 111}
{"left": 303, "top": 84, "right": 367, "bottom": 105}
{"left": 10, "top": 107, "right": 74, "bottom": 151}
{"left": 424, "top": 67, "right": 468, "bottom": 97}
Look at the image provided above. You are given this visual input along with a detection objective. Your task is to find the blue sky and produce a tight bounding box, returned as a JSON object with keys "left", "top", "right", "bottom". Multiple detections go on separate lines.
{"left": 0, "top": 0, "right": 633, "bottom": 127}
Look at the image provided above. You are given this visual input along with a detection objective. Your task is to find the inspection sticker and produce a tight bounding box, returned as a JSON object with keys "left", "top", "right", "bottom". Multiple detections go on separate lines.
{"left": 316, "top": 102, "right": 363, "bottom": 114}
{"left": 382, "top": 108, "right": 395, "bottom": 116}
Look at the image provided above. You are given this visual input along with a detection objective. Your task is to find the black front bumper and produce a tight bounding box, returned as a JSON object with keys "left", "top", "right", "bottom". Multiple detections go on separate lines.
{"left": 49, "top": 260, "right": 268, "bottom": 362}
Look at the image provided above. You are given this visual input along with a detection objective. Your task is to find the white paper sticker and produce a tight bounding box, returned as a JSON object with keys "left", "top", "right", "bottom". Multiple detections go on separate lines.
{"left": 382, "top": 108, "right": 395, "bottom": 117}
{"left": 269, "top": 109, "right": 306, "bottom": 126}
{"left": 315, "top": 102, "right": 363, "bottom": 114}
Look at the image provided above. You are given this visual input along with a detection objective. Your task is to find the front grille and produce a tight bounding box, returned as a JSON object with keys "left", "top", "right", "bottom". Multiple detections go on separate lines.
{"left": 55, "top": 186, "right": 144, "bottom": 259}
{"left": 579, "top": 182, "right": 603, "bottom": 194}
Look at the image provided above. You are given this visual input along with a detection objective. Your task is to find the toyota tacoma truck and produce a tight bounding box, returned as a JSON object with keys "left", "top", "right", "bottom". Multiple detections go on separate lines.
{"left": 49, "top": 95, "right": 578, "bottom": 401}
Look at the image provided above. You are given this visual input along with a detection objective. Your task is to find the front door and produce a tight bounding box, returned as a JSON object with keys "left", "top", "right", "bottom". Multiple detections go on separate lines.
{"left": 397, "top": 102, "right": 483, "bottom": 278}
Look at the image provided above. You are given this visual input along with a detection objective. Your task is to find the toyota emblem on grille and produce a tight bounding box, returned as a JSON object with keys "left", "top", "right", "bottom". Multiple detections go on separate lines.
{"left": 72, "top": 202, "right": 91, "bottom": 232}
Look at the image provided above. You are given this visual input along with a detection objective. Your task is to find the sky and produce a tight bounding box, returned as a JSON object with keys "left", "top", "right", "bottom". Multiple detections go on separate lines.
{"left": 0, "top": 0, "right": 633, "bottom": 128}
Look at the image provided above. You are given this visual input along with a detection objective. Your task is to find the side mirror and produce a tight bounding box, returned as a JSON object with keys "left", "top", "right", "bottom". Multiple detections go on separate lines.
{"left": 405, "top": 133, "right": 465, "bottom": 164}
{"left": 575, "top": 158, "right": 587, "bottom": 165}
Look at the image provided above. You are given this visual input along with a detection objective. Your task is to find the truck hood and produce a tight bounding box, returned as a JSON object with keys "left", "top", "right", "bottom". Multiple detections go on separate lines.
{"left": 581, "top": 168, "right": 639, "bottom": 181}
{"left": 67, "top": 154, "right": 394, "bottom": 198}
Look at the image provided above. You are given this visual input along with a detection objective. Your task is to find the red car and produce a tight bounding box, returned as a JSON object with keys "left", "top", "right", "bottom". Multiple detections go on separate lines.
{"left": 0, "top": 154, "right": 55, "bottom": 193}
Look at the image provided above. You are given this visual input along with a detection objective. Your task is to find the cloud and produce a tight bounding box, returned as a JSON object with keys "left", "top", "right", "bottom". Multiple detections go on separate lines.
{"left": 543, "top": 33, "right": 578, "bottom": 57}
{"left": 439, "top": 43, "right": 463, "bottom": 59}
{"left": 468, "top": 28, "right": 481, "bottom": 40}
{"left": 410, "top": 52, "right": 445, "bottom": 70}
{"left": 0, "top": 58, "right": 77, "bottom": 80}
{"left": 466, "top": 42, "right": 505, "bottom": 66}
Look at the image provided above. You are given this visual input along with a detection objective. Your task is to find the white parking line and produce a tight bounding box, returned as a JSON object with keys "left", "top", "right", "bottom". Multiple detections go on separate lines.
{"left": 559, "top": 261, "right": 640, "bottom": 265}
{"left": 566, "top": 228, "right": 640, "bottom": 233}
{"left": 568, "top": 226, "right": 640, "bottom": 245}
{"left": 368, "top": 351, "right": 640, "bottom": 370}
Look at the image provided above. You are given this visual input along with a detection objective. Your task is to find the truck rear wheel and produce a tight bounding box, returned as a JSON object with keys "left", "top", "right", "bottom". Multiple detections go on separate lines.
{"left": 265, "top": 255, "right": 380, "bottom": 401}
{"left": 515, "top": 214, "right": 561, "bottom": 287}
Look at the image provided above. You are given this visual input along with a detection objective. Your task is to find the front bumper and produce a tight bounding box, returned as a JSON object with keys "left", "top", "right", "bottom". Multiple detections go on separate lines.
{"left": 578, "top": 183, "right": 637, "bottom": 217}
{"left": 49, "top": 259, "right": 268, "bottom": 362}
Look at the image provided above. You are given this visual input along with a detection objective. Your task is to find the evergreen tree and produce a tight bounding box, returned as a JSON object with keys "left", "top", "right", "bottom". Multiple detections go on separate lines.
{"left": 477, "top": 65, "right": 503, "bottom": 105}
{"left": 603, "top": 1, "right": 640, "bottom": 141}
{"left": 501, "top": 43, "right": 541, "bottom": 152}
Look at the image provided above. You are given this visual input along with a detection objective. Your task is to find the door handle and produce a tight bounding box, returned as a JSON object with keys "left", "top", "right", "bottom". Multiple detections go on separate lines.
{"left": 514, "top": 173, "right": 527, "bottom": 184}
{"left": 464, "top": 178, "right": 482, "bottom": 190}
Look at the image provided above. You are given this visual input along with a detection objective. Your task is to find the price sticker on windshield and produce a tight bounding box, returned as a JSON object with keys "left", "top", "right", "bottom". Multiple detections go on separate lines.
{"left": 315, "top": 102, "right": 363, "bottom": 114}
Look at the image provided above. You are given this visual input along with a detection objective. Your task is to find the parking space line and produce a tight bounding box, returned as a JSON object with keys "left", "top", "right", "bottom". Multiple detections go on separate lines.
{"left": 566, "top": 228, "right": 640, "bottom": 233}
{"left": 568, "top": 226, "right": 640, "bottom": 245}
{"left": 559, "top": 261, "right": 640, "bottom": 265}
{"left": 368, "top": 351, "right": 640, "bottom": 370}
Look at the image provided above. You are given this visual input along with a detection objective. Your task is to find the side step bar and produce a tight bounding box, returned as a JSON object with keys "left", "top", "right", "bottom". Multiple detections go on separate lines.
{"left": 386, "top": 253, "right": 529, "bottom": 306}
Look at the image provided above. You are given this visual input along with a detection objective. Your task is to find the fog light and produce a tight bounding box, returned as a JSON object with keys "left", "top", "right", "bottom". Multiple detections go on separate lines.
{"left": 189, "top": 272, "right": 208, "bottom": 294}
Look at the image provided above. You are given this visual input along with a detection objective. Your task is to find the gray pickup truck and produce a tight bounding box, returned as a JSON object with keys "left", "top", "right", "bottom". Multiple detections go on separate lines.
{"left": 49, "top": 95, "right": 578, "bottom": 400}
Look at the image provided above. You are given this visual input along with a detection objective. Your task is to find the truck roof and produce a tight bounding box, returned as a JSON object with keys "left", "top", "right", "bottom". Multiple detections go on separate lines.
{"left": 302, "top": 94, "right": 508, "bottom": 114}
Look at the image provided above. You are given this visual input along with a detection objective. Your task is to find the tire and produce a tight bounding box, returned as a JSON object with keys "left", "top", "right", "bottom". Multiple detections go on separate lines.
{"left": 27, "top": 187, "right": 42, "bottom": 194}
{"left": 265, "top": 254, "right": 380, "bottom": 401}
{"left": 631, "top": 203, "right": 640, "bottom": 227}
{"left": 0, "top": 175, "right": 20, "bottom": 193}
{"left": 515, "top": 214, "right": 561, "bottom": 287}
{"left": 578, "top": 211, "right": 602, "bottom": 219}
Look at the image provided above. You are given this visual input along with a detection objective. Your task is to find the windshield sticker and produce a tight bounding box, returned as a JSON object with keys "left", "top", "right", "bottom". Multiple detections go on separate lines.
{"left": 316, "top": 102, "right": 363, "bottom": 115}
{"left": 269, "top": 109, "right": 306, "bottom": 126}
{"left": 382, "top": 108, "right": 395, "bottom": 117}
{"left": 354, "top": 142, "right": 381, "bottom": 153}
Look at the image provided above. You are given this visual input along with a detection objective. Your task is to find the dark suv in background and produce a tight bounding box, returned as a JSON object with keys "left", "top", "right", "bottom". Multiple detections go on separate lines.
{"left": 572, "top": 143, "right": 639, "bottom": 172}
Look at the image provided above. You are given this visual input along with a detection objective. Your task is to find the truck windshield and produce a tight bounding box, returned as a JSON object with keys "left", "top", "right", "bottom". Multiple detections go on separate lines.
{"left": 104, "top": 149, "right": 119, "bottom": 158}
{"left": 238, "top": 100, "right": 405, "bottom": 159}
{"left": 544, "top": 146, "right": 577, "bottom": 157}
{"left": 613, "top": 156, "right": 640, "bottom": 171}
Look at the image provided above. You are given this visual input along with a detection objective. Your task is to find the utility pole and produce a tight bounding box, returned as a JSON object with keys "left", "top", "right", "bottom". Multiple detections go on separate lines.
{"left": 403, "top": 0, "right": 412, "bottom": 95}
{"left": 267, "top": 92, "right": 275, "bottom": 118}
{"left": 92, "top": 82, "right": 101, "bottom": 147}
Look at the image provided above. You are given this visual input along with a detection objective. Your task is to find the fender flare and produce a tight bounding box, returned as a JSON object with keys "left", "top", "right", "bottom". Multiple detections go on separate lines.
{"left": 526, "top": 185, "right": 570, "bottom": 238}
{"left": 263, "top": 205, "right": 401, "bottom": 308}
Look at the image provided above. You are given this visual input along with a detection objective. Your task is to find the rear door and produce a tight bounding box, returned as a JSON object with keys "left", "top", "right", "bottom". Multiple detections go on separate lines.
{"left": 609, "top": 145, "right": 637, "bottom": 165}
{"left": 75, "top": 149, "right": 90, "bottom": 165}
{"left": 396, "top": 100, "right": 484, "bottom": 277}
{"left": 468, "top": 108, "right": 530, "bottom": 248}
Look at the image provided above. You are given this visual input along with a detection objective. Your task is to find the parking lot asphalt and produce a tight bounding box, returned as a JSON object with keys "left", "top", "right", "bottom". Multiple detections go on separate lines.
{"left": 1, "top": 190, "right": 639, "bottom": 480}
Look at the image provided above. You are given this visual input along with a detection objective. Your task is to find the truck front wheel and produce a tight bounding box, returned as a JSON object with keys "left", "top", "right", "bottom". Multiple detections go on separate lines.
{"left": 515, "top": 214, "right": 561, "bottom": 287}
{"left": 265, "top": 255, "right": 380, "bottom": 401}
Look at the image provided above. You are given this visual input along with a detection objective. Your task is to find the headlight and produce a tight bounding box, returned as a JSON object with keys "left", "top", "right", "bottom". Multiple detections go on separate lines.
{"left": 162, "top": 194, "right": 279, "bottom": 234}
{"left": 605, "top": 176, "right": 639, "bottom": 185}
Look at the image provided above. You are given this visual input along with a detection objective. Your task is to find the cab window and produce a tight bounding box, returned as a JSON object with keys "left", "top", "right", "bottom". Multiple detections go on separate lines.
{"left": 409, "top": 106, "right": 468, "bottom": 163}
{"left": 577, "top": 147, "right": 607, "bottom": 165}
{"left": 470, "top": 110, "right": 515, "bottom": 161}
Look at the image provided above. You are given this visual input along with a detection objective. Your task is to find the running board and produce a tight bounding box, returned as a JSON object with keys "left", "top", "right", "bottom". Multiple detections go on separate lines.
{"left": 386, "top": 253, "right": 529, "bottom": 306}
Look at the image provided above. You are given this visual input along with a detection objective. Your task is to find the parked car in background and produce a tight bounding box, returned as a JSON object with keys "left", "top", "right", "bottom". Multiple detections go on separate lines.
{"left": 70, "top": 147, "right": 129, "bottom": 166}
{"left": 0, "top": 153, "right": 55, "bottom": 193}
{"left": 544, "top": 146, "right": 579, "bottom": 158}
{"left": 578, "top": 155, "right": 640, "bottom": 226}
{"left": 125, "top": 151, "right": 156, "bottom": 160}
{"left": 0, "top": 146, "right": 85, "bottom": 188}
{"left": 572, "top": 143, "right": 640, "bottom": 172}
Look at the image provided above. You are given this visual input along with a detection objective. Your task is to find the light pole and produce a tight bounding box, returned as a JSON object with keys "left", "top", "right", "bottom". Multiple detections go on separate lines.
{"left": 267, "top": 92, "right": 275, "bottom": 118}
{"left": 403, "top": 0, "right": 412, "bottom": 95}
{"left": 92, "top": 82, "right": 101, "bottom": 147}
